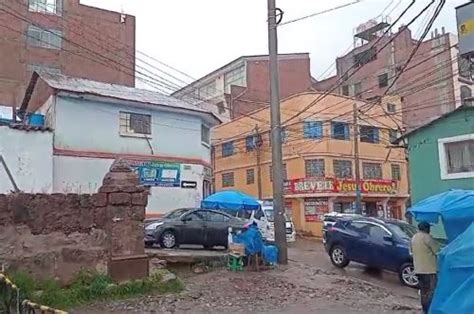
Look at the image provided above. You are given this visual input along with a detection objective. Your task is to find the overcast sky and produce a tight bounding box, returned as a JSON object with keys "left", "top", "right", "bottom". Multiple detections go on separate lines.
{"left": 81, "top": 0, "right": 465, "bottom": 87}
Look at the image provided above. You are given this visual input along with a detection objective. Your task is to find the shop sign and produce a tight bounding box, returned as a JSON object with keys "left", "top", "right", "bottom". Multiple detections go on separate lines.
{"left": 336, "top": 179, "right": 397, "bottom": 194}
{"left": 285, "top": 178, "right": 398, "bottom": 194}
{"left": 285, "top": 178, "right": 336, "bottom": 194}
{"left": 129, "top": 160, "right": 181, "bottom": 187}
{"left": 304, "top": 198, "right": 329, "bottom": 222}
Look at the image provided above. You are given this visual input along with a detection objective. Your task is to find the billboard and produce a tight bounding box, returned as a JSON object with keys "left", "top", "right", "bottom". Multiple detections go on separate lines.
{"left": 456, "top": 1, "right": 474, "bottom": 56}
{"left": 129, "top": 160, "right": 181, "bottom": 187}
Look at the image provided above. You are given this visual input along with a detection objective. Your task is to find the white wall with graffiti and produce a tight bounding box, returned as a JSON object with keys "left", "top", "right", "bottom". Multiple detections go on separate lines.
{"left": 0, "top": 126, "right": 53, "bottom": 193}
{"left": 53, "top": 155, "right": 212, "bottom": 214}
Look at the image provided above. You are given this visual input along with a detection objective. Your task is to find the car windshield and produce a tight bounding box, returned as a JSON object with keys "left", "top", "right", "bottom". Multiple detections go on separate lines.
{"left": 164, "top": 208, "right": 192, "bottom": 219}
{"left": 387, "top": 222, "right": 417, "bottom": 239}
{"left": 264, "top": 209, "right": 290, "bottom": 222}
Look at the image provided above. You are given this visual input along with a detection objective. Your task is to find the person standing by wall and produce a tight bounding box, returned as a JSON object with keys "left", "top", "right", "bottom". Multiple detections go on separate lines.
{"left": 411, "top": 221, "right": 441, "bottom": 313}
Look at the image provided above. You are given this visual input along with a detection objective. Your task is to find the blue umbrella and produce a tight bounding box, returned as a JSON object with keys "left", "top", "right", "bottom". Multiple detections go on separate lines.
{"left": 201, "top": 190, "right": 261, "bottom": 211}
{"left": 430, "top": 223, "right": 474, "bottom": 314}
{"left": 407, "top": 190, "right": 474, "bottom": 242}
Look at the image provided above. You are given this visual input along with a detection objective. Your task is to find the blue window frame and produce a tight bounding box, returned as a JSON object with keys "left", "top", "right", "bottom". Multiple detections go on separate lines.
{"left": 360, "top": 126, "right": 380, "bottom": 144}
{"left": 303, "top": 121, "right": 323, "bottom": 139}
{"left": 222, "top": 141, "right": 234, "bottom": 157}
{"left": 331, "top": 122, "right": 350, "bottom": 140}
{"left": 246, "top": 135, "right": 257, "bottom": 151}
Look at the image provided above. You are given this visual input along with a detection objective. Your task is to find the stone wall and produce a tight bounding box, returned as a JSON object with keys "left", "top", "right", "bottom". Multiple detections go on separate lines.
{"left": 0, "top": 159, "right": 148, "bottom": 284}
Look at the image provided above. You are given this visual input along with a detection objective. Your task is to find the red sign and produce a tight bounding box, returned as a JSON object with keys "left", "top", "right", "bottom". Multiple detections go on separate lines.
{"left": 285, "top": 178, "right": 397, "bottom": 195}
{"left": 304, "top": 198, "right": 329, "bottom": 222}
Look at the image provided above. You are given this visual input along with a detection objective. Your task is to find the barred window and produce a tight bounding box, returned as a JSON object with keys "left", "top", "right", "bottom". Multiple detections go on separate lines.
{"left": 119, "top": 112, "right": 151, "bottom": 136}
{"left": 222, "top": 172, "right": 234, "bottom": 187}
{"left": 363, "top": 162, "right": 383, "bottom": 179}
{"left": 305, "top": 159, "right": 325, "bottom": 178}
{"left": 333, "top": 160, "right": 353, "bottom": 178}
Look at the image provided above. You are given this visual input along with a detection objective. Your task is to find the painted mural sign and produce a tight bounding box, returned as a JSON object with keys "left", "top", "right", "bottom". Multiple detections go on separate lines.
{"left": 303, "top": 197, "right": 329, "bottom": 222}
{"left": 285, "top": 178, "right": 397, "bottom": 195}
{"left": 128, "top": 160, "right": 181, "bottom": 187}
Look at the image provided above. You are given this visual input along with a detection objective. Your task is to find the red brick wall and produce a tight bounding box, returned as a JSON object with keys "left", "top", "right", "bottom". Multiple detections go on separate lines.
{"left": 313, "top": 28, "right": 457, "bottom": 129}
{"left": 231, "top": 55, "right": 312, "bottom": 118}
{"left": 0, "top": 0, "right": 135, "bottom": 108}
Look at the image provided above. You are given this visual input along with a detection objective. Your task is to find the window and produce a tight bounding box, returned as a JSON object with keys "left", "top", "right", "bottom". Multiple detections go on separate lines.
{"left": 29, "top": 0, "right": 61, "bottom": 15}
{"left": 360, "top": 125, "right": 379, "bottom": 144}
{"left": 443, "top": 139, "right": 474, "bottom": 175}
{"left": 363, "top": 162, "right": 383, "bottom": 179}
{"left": 199, "top": 80, "right": 217, "bottom": 99}
{"left": 353, "top": 47, "right": 377, "bottom": 67}
{"left": 389, "top": 129, "right": 399, "bottom": 143}
{"left": 369, "top": 225, "right": 391, "bottom": 244}
{"left": 222, "top": 141, "right": 234, "bottom": 157}
{"left": 224, "top": 65, "right": 246, "bottom": 92}
{"left": 303, "top": 121, "right": 323, "bottom": 139}
{"left": 216, "top": 102, "right": 226, "bottom": 114}
{"left": 201, "top": 125, "right": 210, "bottom": 145}
{"left": 27, "top": 25, "right": 62, "bottom": 49}
{"left": 246, "top": 135, "right": 257, "bottom": 151}
{"left": 185, "top": 211, "right": 207, "bottom": 221}
{"left": 281, "top": 127, "right": 288, "bottom": 143}
{"left": 378, "top": 73, "right": 388, "bottom": 88}
{"left": 27, "top": 63, "right": 61, "bottom": 74}
{"left": 391, "top": 164, "right": 401, "bottom": 180}
{"left": 119, "top": 112, "right": 151, "bottom": 136}
{"left": 387, "top": 103, "right": 396, "bottom": 113}
{"left": 246, "top": 168, "right": 255, "bottom": 185}
{"left": 331, "top": 122, "right": 350, "bottom": 140}
{"left": 333, "top": 160, "right": 353, "bottom": 178}
{"left": 222, "top": 172, "right": 234, "bottom": 187}
{"left": 208, "top": 212, "right": 230, "bottom": 222}
{"left": 461, "top": 86, "right": 472, "bottom": 106}
{"left": 349, "top": 221, "right": 371, "bottom": 235}
{"left": 342, "top": 85, "right": 349, "bottom": 96}
{"left": 305, "top": 159, "right": 325, "bottom": 178}
{"left": 353, "top": 82, "right": 362, "bottom": 97}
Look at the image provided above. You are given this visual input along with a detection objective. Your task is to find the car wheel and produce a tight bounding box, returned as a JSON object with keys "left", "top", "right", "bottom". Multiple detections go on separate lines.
{"left": 399, "top": 263, "right": 419, "bottom": 288}
{"left": 330, "top": 245, "right": 349, "bottom": 268}
{"left": 160, "top": 230, "right": 177, "bottom": 249}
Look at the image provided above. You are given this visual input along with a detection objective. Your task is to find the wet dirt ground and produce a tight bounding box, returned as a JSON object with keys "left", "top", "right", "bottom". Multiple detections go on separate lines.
{"left": 75, "top": 239, "right": 420, "bottom": 314}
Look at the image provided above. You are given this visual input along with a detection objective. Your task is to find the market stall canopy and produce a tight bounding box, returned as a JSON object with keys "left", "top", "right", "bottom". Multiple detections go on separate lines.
{"left": 201, "top": 190, "right": 261, "bottom": 211}
{"left": 430, "top": 223, "right": 474, "bottom": 314}
{"left": 407, "top": 189, "right": 474, "bottom": 242}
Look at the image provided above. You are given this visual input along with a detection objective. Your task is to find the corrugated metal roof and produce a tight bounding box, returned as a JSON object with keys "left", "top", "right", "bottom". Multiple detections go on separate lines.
{"left": 38, "top": 73, "right": 219, "bottom": 119}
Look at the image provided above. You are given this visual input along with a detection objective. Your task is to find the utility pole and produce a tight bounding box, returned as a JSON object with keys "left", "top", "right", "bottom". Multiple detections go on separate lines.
{"left": 267, "top": 0, "right": 287, "bottom": 264}
{"left": 255, "top": 125, "right": 263, "bottom": 200}
{"left": 353, "top": 102, "right": 362, "bottom": 215}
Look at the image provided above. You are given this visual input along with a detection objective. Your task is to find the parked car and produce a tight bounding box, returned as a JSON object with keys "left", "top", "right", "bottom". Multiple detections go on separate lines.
{"left": 322, "top": 212, "right": 361, "bottom": 244}
{"left": 144, "top": 208, "right": 246, "bottom": 249}
{"left": 324, "top": 217, "right": 419, "bottom": 287}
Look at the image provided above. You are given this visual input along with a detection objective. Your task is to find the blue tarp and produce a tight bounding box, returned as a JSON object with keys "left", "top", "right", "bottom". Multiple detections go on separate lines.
{"left": 430, "top": 223, "right": 474, "bottom": 314}
{"left": 407, "top": 190, "right": 474, "bottom": 242}
{"left": 233, "top": 224, "right": 278, "bottom": 264}
{"left": 201, "top": 190, "right": 261, "bottom": 211}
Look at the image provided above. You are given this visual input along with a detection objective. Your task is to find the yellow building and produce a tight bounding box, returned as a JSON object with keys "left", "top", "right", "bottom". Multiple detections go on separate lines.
{"left": 212, "top": 92, "right": 409, "bottom": 237}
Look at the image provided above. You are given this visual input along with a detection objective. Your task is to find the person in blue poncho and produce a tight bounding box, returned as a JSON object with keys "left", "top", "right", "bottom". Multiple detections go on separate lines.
{"left": 411, "top": 221, "right": 441, "bottom": 313}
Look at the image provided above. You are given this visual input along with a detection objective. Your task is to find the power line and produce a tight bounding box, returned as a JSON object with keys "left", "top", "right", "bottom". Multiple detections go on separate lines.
{"left": 279, "top": 1, "right": 365, "bottom": 26}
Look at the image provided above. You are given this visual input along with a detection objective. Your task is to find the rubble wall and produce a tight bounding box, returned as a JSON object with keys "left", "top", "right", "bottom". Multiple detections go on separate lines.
{"left": 0, "top": 159, "right": 148, "bottom": 284}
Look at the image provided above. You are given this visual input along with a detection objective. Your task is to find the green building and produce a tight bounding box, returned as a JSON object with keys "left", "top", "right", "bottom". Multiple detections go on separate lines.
{"left": 402, "top": 105, "right": 474, "bottom": 205}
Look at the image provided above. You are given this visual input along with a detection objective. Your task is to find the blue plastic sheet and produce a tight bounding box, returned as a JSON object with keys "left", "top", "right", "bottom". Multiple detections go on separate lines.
{"left": 201, "top": 190, "right": 261, "bottom": 211}
{"left": 430, "top": 223, "right": 474, "bottom": 314}
{"left": 407, "top": 190, "right": 474, "bottom": 242}
{"left": 233, "top": 224, "right": 278, "bottom": 264}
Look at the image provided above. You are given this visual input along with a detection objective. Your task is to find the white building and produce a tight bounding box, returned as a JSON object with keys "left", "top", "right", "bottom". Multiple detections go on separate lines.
{"left": 19, "top": 72, "right": 221, "bottom": 215}
{"left": 0, "top": 124, "right": 53, "bottom": 194}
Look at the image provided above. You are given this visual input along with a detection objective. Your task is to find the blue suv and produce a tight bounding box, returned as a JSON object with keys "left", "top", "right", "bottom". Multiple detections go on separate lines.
{"left": 324, "top": 217, "right": 419, "bottom": 287}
